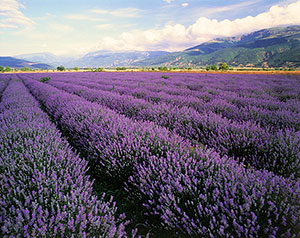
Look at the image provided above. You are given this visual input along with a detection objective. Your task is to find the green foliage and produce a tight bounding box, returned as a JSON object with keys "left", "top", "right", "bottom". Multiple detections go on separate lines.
{"left": 4, "top": 66, "right": 11, "bottom": 72}
{"left": 94, "top": 67, "right": 104, "bottom": 72}
{"left": 210, "top": 64, "right": 218, "bottom": 70}
{"left": 161, "top": 75, "right": 169, "bottom": 79}
{"left": 74, "top": 67, "right": 79, "bottom": 71}
{"left": 57, "top": 66, "right": 65, "bottom": 71}
{"left": 20, "top": 67, "right": 31, "bottom": 71}
{"left": 116, "top": 67, "right": 126, "bottom": 70}
{"left": 0, "top": 66, "right": 3, "bottom": 72}
{"left": 40, "top": 77, "right": 51, "bottom": 82}
{"left": 219, "top": 62, "right": 230, "bottom": 70}
{"left": 158, "top": 66, "right": 169, "bottom": 71}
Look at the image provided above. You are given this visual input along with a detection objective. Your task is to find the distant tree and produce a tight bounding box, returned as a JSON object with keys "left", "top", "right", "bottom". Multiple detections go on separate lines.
{"left": 205, "top": 66, "right": 211, "bottom": 71}
{"left": 158, "top": 66, "right": 169, "bottom": 71}
{"left": 219, "top": 62, "right": 230, "bottom": 71}
{"left": 0, "top": 66, "right": 3, "bottom": 72}
{"left": 116, "top": 67, "right": 126, "bottom": 70}
{"left": 74, "top": 67, "right": 79, "bottom": 71}
{"left": 4, "top": 66, "right": 11, "bottom": 72}
{"left": 21, "top": 67, "right": 31, "bottom": 71}
{"left": 57, "top": 66, "right": 65, "bottom": 71}
{"left": 94, "top": 67, "right": 104, "bottom": 72}
{"left": 210, "top": 64, "right": 218, "bottom": 70}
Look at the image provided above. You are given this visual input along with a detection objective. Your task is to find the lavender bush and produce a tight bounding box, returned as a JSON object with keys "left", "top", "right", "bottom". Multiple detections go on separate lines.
{"left": 0, "top": 75, "right": 10, "bottom": 99}
{"left": 47, "top": 80, "right": 300, "bottom": 179}
{"left": 22, "top": 78, "right": 300, "bottom": 237}
{"left": 0, "top": 80, "right": 127, "bottom": 237}
{"left": 129, "top": 148, "right": 300, "bottom": 237}
{"left": 55, "top": 77, "right": 300, "bottom": 131}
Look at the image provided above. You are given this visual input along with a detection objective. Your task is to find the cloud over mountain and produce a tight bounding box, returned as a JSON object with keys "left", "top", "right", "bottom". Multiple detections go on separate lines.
{"left": 95, "top": 1, "right": 300, "bottom": 52}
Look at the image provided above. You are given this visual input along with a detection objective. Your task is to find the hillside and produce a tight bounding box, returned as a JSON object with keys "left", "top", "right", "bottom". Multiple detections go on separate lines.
{"left": 0, "top": 57, "right": 52, "bottom": 69}
{"left": 134, "top": 25, "right": 300, "bottom": 68}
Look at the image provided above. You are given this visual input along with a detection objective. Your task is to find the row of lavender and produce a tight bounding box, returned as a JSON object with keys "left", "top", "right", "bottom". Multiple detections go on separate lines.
{"left": 0, "top": 74, "right": 10, "bottom": 100}
{"left": 54, "top": 73, "right": 300, "bottom": 130}
{"left": 80, "top": 79, "right": 300, "bottom": 130}
{"left": 23, "top": 73, "right": 300, "bottom": 134}
{"left": 22, "top": 77, "right": 300, "bottom": 237}
{"left": 44, "top": 72, "right": 300, "bottom": 112}
{"left": 43, "top": 77, "right": 300, "bottom": 179}
{"left": 0, "top": 79, "right": 128, "bottom": 237}
{"left": 39, "top": 72, "right": 300, "bottom": 102}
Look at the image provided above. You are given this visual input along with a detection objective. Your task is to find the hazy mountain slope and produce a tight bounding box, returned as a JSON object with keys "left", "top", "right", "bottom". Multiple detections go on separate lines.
{"left": 72, "top": 50, "right": 169, "bottom": 67}
{"left": 16, "top": 52, "right": 58, "bottom": 64}
{"left": 15, "top": 53, "right": 77, "bottom": 67}
{"left": 0, "top": 57, "right": 52, "bottom": 69}
{"left": 14, "top": 51, "right": 170, "bottom": 68}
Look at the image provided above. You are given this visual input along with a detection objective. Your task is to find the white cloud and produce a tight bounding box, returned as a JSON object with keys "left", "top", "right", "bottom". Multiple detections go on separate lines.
{"left": 187, "top": 1, "right": 300, "bottom": 41}
{"left": 49, "top": 23, "right": 73, "bottom": 33}
{"left": 90, "top": 7, "right": 142, "bottom": 18}
{"left": 0, "top": 0, "right": 34, "bottom": 29}
{"left": 94, "top": 1, "right": 300, "bottom": 52}
{"left": 0, "top": 22, "right": 17, "bottom": 28}
{"left": 182, "top": 3, "right": 189, "bottom": 7}
{"left": 163, "top": 0, "right": 174, "bottom": 3}
{"left": 90, "top": 9, "right": 109, "bottom": 15}
{"left": 65, "top": 14, "right": 105, "bottom": 22}
{"left": 95, "top": 24, "right": 114, "bottom": 30}
{"left": 96, "top": 24, "right": 189, "bottom": 52}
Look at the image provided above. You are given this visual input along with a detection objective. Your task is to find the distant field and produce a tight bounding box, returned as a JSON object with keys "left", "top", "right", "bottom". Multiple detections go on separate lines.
{"left": 1, "top": 72, "right": 300, "bottom": 237}
{"left": 4, "top": 68, "right": 300, "bottom": 75}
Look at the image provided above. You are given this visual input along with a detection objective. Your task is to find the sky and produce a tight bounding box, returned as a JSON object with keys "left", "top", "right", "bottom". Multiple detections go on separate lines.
{"left": 1, "top": 0, "right": 300, "bottom": 56}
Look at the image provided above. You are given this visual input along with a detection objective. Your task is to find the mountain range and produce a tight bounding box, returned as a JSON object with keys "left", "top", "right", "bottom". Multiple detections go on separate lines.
{"left": 1, "top": 25, "right": 300, "bottom": 69}
{"left": 0, "top": 57, "right": 52, "bottom": 69}
{"left": 134, "top": 25, "right": 300, "bottom": 68}
{"left": 12, "top": 50, "right": 170, "bottom": 68}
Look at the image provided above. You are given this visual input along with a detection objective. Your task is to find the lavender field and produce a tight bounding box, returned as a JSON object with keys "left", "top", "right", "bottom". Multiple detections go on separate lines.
{"left": 1, "top": 72, "right": 300, "bottom": 237}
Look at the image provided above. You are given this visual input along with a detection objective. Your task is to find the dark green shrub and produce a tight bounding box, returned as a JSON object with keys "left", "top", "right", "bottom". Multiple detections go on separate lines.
{"left": 116, "top": 67, "right": 126, "bottom": 70}
{"left": 40, "top": 77, "right": 51, "bottom": 82}
{"left": 57, "top": 66, "right": 65, "bottom": 71}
